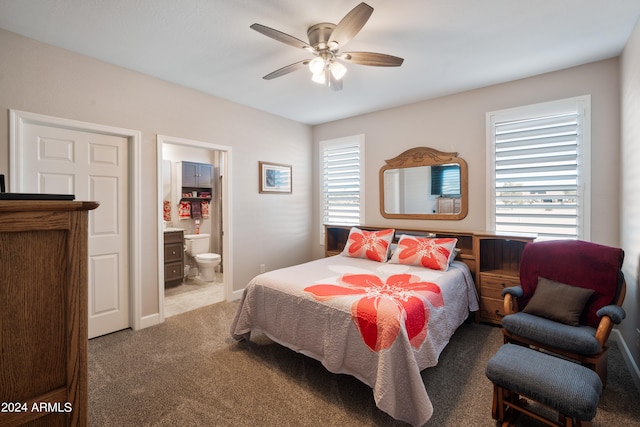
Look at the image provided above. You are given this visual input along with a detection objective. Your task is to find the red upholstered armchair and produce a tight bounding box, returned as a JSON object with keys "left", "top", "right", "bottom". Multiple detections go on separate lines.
{"left": 501, "top": 240, "right": 626, "bottom": 386}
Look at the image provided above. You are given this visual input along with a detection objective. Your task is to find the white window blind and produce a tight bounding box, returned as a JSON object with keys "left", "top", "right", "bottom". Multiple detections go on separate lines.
{"left": 320, "top": 136, "right": 364, "bottom": 239}
{"left": 488, "top": 96, "right": 590, "bottom": 240}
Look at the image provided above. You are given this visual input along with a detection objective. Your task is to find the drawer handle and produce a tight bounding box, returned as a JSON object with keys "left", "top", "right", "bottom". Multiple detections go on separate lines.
{"left": 495, "top": 310, "right": 505, "bottom": 318}
{"left": 171, "top": 250, "right": 177, "bottom": 255}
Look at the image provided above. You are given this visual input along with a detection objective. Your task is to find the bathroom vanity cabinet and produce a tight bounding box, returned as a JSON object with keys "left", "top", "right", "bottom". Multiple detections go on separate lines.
{"left": 0, "top": 200, "right": 98, "bottom": 427}
{"left": 164, "top": 229, "right": 185, "bottom": 288}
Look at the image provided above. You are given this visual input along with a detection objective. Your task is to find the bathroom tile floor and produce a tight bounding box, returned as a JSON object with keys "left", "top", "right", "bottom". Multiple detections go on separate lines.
{"left": 164, "top": 273, "right": 225, "bottom": 318}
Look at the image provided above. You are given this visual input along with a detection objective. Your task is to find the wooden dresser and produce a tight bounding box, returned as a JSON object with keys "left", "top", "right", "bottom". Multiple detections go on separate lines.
{"left": 324, "top": 225, "right": 534, "bottom": 325}
{"left": 473, "top": 232, "right": 535, "bottom": 324}
{"left": 0, "top": 200, "right": 98, "bottom": 427}
{"left": 436, "top": 197, "right": 461, "bottom": 214}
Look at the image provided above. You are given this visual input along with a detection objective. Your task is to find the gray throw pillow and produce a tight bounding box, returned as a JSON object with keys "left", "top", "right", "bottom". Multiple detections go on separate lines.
{"left": 522, "top": 277, "right": 594, "bottom": 326}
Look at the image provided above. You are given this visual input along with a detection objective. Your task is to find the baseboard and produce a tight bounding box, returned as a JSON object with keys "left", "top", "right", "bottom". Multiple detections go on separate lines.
{"left": 230, "top": 288, "right": 244, "bottom": 301}
{"left": 611, "top": 329, "right": 640, "bottom": 393}
{"left": 137, "top": 312, "right": 162, "bottom": 330}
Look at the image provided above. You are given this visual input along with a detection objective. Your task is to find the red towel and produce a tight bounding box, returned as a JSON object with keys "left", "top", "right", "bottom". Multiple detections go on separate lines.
{"left": 178, "top": 201, "right": 190, "bottom": 220}
{"left": 201, "top": 201, "right": 210, "bottom": 219}
{"left": 163, "top": 200, "right": 172, "bottom": 221}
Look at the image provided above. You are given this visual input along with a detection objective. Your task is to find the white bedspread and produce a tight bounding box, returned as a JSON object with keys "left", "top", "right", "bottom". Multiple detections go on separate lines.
{"left": 230, "top": 255, "right": 478, "bottom": 426}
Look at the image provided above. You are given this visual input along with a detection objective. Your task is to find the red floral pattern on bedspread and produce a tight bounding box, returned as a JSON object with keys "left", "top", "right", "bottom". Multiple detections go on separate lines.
{"left": 304, "top": 274, "right": 444, "bottom": 352}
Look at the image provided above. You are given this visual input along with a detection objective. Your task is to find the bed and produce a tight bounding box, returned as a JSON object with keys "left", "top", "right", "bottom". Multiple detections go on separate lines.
{"left": 230, "top": 229, "right": 479, "bottom": 426}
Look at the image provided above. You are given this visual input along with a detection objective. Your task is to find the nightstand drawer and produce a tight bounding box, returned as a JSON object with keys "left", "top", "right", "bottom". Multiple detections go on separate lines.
{"left": 480, "top": 273, "right": 520, "bottom": 291}
{"left": 482, "top": 286, "right": 507, "bottom": 300}
{"left": 479, "top": 297, "right": 507, "bottom": 324}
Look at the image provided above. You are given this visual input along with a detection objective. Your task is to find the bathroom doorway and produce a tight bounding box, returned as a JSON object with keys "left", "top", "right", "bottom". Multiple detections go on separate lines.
{"left": 156, "top": 135, "right": 232, "bottom": 320}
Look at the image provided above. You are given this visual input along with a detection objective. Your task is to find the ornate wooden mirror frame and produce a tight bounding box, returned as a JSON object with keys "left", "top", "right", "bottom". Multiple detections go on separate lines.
{"left": 379, "top": 147, "right": 469, "bottom": 220}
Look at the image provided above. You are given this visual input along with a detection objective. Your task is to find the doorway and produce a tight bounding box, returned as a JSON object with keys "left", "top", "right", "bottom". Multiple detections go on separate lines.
{"left": 9, "top": 110, "right": 142, "bottom": 338}
{"left": 156, "top": 135, "right": 232, "bottom": 320}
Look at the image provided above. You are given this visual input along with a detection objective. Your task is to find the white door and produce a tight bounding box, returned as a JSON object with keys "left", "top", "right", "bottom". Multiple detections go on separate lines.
{"left": 19, "top": 123, "right": 129, "bottom": 338}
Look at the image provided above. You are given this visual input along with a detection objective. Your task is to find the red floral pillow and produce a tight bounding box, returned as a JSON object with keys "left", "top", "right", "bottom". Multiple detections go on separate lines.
{"left": 341, "top": 227, "right": 395, "bottom": 262}
{"left": 389, "top": 235, "right": 458, "bottom": 271}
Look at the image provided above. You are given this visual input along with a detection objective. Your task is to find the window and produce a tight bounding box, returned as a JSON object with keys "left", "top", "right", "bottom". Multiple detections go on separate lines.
{"left": 487, "top": 96, "right": 591, "bottom": 240}
{"left": 320, "top": 135, "right": 364, "bottom": 242}
{"left": 431, "top": 164, "right": 461, "bottom": 197}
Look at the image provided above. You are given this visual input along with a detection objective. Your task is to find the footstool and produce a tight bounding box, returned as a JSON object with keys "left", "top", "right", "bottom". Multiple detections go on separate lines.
{"left": 486, "top": 344, "right": 602, "bottom": 427}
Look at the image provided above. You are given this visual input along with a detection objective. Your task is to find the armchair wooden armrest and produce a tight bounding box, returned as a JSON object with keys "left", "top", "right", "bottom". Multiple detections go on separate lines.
{"left": 594, "top": 279, "right": 626, "bottom": 347}
{"left": 503, "top": 293, "right": 517, "bottom": 316}
{"left": 595, "top": 316, "right": 614, "bottom": 348}
{"left": 502, "top": 286, "right": 522, "bottom": 316}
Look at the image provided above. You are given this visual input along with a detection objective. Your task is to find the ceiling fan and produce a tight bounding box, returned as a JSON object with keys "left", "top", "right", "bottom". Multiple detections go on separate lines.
{"left": 250, "top": 2, "right": 404, "bottom": 91}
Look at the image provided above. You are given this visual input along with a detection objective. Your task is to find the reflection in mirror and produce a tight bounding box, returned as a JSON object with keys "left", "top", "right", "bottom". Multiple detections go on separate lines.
{"left": 384, "top": 164, "right": 461, "bottom": 214}
{"left": 380, "top": 147, "right": 468, "bottom": 220}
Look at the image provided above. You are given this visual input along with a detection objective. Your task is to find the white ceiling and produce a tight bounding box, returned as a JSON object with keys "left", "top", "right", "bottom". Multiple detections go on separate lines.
{"left": 1, "top": 0, "right": 639, "bottom": 125}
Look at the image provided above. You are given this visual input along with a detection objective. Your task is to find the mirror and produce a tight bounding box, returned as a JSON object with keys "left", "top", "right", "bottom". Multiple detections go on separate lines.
{"left": 380, "top": 147, "right": 468, "bottom": 220}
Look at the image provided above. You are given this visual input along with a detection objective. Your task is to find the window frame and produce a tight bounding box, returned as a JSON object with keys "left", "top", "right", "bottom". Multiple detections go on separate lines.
{"left": 319, "top": 134, "right": 365, "bottom": 244}
{"left": 486, "top": 95, "right": 591, "bottom": 240}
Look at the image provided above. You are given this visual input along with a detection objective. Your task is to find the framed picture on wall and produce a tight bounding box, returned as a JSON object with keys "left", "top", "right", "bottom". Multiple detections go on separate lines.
{"left": 259, "top": 161, "right": 292, "bottom": 193}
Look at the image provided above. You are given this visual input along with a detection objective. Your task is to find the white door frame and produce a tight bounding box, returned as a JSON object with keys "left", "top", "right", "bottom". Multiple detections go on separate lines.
{"left": 156, "top": 135, "right": 232, "bottom": 321}
{"left": 9, "top": 109, "right": 144, "bottom": 331}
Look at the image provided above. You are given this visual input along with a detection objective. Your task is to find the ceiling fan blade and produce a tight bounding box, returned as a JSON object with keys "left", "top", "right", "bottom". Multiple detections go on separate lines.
{"left": 329, "top": 2, "right": 373, "bottom": 48}
{"left": 339, "top": 52, "right": 404, "bottom": 67}
{"left": 263, "top": 60, "right": 309, "bottom": 80}
{"left": 250, "top": 23, "right": 312, "bottom": 50}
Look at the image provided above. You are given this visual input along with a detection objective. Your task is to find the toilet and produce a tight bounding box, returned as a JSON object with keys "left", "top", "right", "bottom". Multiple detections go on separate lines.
{"left": 183, "top": 234, "right": 221, "bottom": 282}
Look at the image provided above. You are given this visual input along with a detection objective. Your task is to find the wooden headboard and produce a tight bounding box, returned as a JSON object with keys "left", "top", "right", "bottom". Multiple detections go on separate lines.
{"left": 324, "top": 224, "right": 476, "bottom": 274}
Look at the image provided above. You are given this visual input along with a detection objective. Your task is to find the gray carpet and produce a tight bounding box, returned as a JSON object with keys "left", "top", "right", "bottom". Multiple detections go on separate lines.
{"left": 88, "top": 301, "right": 640, "bottom": 426}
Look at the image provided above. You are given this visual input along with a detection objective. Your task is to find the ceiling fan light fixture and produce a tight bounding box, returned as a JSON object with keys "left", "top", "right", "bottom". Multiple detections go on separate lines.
{"left": 329, "top": 61, "right": 347, "bottom": 80}
{"left": 308, "top": 57, "right": 325, "bottom": 74}
{"left": 311, "top": 69, "right": 327, "bottom": 85}
{"left": 251, "top": 2, "right": 403, "bottom": 91}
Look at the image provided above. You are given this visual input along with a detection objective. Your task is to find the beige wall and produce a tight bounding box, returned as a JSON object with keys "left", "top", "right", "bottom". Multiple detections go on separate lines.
{"left": 620, "top": 17, "right": 640, "bottom": 381}
{"left": 0, "top": 29, "right": 313, "bottom": 320}
{"left": 313, "top": 53, "right": 640, "bottom": 381}
{"left": 312, "top": 58, "right": 621, "bottom": 258}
